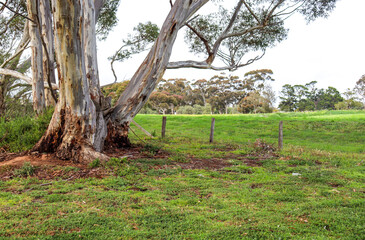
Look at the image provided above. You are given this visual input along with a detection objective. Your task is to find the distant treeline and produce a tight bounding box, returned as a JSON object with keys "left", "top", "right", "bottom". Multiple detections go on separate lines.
{"left": 102, "top": 71, "right": 365, "bottom": 114}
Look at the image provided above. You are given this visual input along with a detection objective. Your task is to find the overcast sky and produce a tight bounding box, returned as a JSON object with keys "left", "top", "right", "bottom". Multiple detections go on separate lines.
{"left": 97, "top": 0, "right": 365, "bottom": 95}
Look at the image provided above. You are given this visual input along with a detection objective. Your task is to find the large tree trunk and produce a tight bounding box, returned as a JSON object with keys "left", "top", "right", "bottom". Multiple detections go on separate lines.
{"left": 34, "top": 0, "right": 208, "bottom": 161}
{"left": 39, "top": 0, "right": 57, "bottom": 107}
{"left": 27, "top": 0, "right": 46, "bottom": 115}
{"left": 83, "top": 0, "right": 108, "bottom": 152}
{"left": 105, "top": 0, "right": 208, "bottom": 145}
{"left": 33, "top": 0, "right": 106, "bottom": 162}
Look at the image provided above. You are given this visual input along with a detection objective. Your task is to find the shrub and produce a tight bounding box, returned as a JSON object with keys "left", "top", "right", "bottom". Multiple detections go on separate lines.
{"left": 193, "top": 104, "right": 203, "bottom": 114}
{"left": 0, "top": 108, "right": 53, "bottom": 152}
{"left": 89, "top": 158, "right": 101, "bottom": 169}
{"left": 13, "top": 162, "right": 35, "bottom": 177}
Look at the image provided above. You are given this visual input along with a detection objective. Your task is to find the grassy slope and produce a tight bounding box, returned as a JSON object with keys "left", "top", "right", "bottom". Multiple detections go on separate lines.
{"left": 0, "top": 110, "right": 364, "bottom": 239}
{"left": 133, "top": 110, "right": 365, "bottom": 153}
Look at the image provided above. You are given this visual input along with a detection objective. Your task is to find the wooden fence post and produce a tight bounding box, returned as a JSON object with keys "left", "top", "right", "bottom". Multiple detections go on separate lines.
{"left": 210, "top": 118, "right": 215, "bottom": 143}
{"left": 278, "top": 121, "right": 283, "bottom": 150}
{"left": 162, "top": 116, "right": 167, "bottom": 138}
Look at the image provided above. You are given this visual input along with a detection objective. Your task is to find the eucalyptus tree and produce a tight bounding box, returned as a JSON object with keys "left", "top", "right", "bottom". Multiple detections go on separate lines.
{"left": 6, "top": 0, "right": 338, "bottom": 161}
{"left": 355, "top": 75, "right": 365, "bottom": 105}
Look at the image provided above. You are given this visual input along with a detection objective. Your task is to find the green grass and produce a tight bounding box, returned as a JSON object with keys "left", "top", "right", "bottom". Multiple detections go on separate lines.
{"left": 0, "top": 108, "right": 53, "bottom": 152}
{"left": 132, "top": 110, "right": 365, "bottom": 153}
{"left": 0, "top": 110, "right": 364, "bottom": 239}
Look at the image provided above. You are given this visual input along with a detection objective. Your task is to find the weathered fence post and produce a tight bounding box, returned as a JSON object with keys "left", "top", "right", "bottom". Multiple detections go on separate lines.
{"left": 162, "top": 116, "right": 167, "bottom": 138}
{"left": 210, "top": 118, "right": 215, "bottom": 143}
{"left": 278, "top": 121, "right": 283, "bottom": 150}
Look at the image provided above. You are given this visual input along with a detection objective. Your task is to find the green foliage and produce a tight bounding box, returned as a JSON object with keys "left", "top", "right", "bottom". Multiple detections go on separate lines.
{"left": 355, "top": 74, "right": 365, "bottom": 103}
{"left": 13, "top": 162, "right": 35, "bottom": 177}
{"left": 150, "top": 72, "right": 275, "bottom": 115}
{"left": 89, "top": 158, "right": 101, "bottom": 169}
{"left": 101, "top": 81, "right": 129, "bottom": 105}
{"left": 185, "top": 4, "right": 287, "bottom": 67}
{"left": 109, "top": 21, "right": 159, "bottom": 63}
{"left": 279, "top": 81, "right": 344, "bottom": 112}
{"left": 335, "top": 100, "right": 364, "bottom": 110}
{"left": 0, "top": 108, "right": 53, "bottom": 152}
{"left": 176, "top": 104, "right": 212, "bottom": 115}
{"left": 96, "top": 0, "right": 121, "bottom": 40}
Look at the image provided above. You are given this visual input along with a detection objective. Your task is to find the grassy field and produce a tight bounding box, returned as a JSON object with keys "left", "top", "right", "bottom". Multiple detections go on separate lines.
{"left": 0, "top": 110, "right": 364, "bottom": 239}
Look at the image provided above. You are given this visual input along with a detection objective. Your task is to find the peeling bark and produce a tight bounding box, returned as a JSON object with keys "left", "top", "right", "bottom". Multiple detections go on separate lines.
{"left": 27, "top": 0, "right": 46, "bottom": 115}
{"left": 83, "top": 0, "right": 107, "bottom": 151}
{"left": 33, "top": 0, "right": 106, "bottom": 162}
{"left": 39, "top": 0, "right": 57, "bottom": 107}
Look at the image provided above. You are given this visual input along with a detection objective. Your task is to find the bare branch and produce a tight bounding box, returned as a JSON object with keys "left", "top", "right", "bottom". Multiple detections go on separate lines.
{"left": 209, "top": 0, "right": 244, "bottom": 64}
{"left": 264, "top": 0, "right": 285, "bottom": 23}
{"left": 185, "top": 23, "right": 212, "bottom": 56}
{"left": 0, "top": 68, "right": 58, "bottom": 90}
{"left": 167, "top": 51, "right": 265, "bottom": 71}
{"left": 0, "top": 39, "right": 30, "bottom": 68}
{"left": 0, "top": 67, "right": 32, "bottom": 84}
{"left": 242, "top": 0, "right": 260, "bottom": 24}
{"left": 0, "top": 11, "right": 18, "bottom": 35}
{"left": 0, "top": 1, "right": 35, "bottom": 23}
{"left": 224, "top": 25, "right": 265, "bottom": 39}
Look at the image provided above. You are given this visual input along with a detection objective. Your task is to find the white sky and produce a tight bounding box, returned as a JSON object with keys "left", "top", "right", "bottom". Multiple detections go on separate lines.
{"left": 97, "top": 0, "right": 365, "bottom": 95}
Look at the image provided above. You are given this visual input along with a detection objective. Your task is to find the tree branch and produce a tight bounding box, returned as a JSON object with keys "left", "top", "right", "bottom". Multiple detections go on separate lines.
{"left": 242, "top": 0, "right": 260, "bottom": 24}
{"left": 0, "top": 68, "right": 58, "bottom": 90}
{"left": 0, "top": 1, "right": 35, "bottom": 23}
{"left": 185, "top": 23, "right": 212, "bottom": 56}
{"left": 209, "top": 0, "right": 244, "bottom": 64}
{"left": 167, "top": 51, "right": 265, "bottom": 71}
{"left": 0, "top": 39, "right": 30, "bottom": 68}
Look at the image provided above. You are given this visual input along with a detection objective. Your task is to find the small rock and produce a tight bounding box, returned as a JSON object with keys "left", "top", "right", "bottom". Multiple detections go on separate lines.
{"left": 292, "top": 173, "right": 301, "bottom": 176}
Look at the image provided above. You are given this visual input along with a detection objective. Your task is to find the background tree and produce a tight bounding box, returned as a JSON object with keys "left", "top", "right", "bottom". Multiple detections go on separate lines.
{"left": 279, "top": 81, "right": 344, "bottom": 111}
{"left": 279, "top": 84, "right": 297, "bottom": 111}
{"left": 316, "top": 86, "right": 343, "bottom": 110}
{"left": 148, "top": 91, "right": 178, "bottom": 115}
{"left": 238, "top": 91, "right": 271, "bottom": 113}
{"left": 354, "top": 75, "right": 365, "bottom": 105}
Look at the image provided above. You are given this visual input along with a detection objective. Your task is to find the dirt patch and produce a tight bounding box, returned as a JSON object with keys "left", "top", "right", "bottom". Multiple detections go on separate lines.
{"left": 0, "top": 146, "right": 171, "bottom": 180}
{"left": 0, "top": 143, "right": 279, "bottom": 180}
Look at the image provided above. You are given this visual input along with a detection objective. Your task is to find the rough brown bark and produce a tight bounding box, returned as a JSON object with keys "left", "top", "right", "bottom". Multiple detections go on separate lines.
{"left": 0, "top": 81, "right": 6, "bottom": 116}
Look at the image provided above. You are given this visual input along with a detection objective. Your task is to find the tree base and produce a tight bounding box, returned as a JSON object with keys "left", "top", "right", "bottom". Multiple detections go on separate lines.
{"left": 104, "top": 121, "right": 131, "bottom": 148}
